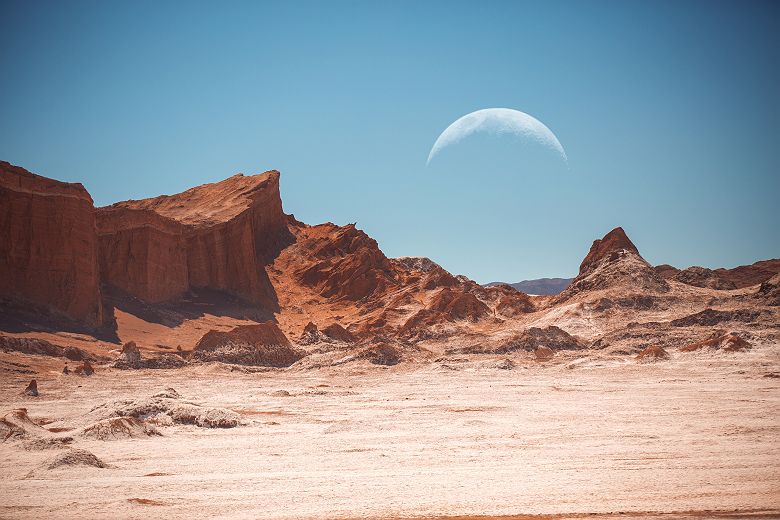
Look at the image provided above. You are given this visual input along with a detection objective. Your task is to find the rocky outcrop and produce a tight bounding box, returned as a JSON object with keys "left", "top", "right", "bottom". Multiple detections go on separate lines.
{"left": 635, "top": 345, "right": 669, "bottom": 362}
{"left": 192, "top": 322, "right": 304, "bottom": 367}
{"left": 756, "top": 273, "right": 780, "bottom": 306}
{"left": 113, "top": 341, "right": 142, "bottom": 369}
{"left": 579, "top": 227, "right": 639, "bottom": 274}
{"left": 321, "top": 323, "right": 357, "bottom": 343}
{"left": 555, "top": 227, "right": 669, "bottom": 302}
{"left": 0, "top": 336, "right": 95, "bottom": 361}
{"left": 292, "top": 224, "right": 395, "bottom": 301}
{"left": 680, "top": 332, "right": 751, "bottom": 352}
{"left": 97, "top": 172, "right": 290, "bottom": 308}
{"left": 24, "top": 379, "right": 38, "bottom": 396}
{"left": 0, "top": 161, "right": 104, "bottom": 327}
{"left": 656, "top": 259, "right": 780, "bottom": 290}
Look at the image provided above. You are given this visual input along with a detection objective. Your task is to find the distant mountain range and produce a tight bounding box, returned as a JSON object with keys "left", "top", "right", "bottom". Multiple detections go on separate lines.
{"left": 484, "top": 277, "right": 573, "bottom": 295}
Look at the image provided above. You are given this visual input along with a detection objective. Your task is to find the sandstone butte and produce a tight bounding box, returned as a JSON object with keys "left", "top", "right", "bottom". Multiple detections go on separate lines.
{"left": 0, "top": 161, "right": 537, "bottom": 339}
{"left": 0, "top": 161, "right": 104, "bottom": 327}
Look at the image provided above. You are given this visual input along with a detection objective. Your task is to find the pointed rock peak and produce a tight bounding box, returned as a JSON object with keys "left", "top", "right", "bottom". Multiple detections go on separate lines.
{"left": 579, "top": 227, "right": 640, "bottom": 274}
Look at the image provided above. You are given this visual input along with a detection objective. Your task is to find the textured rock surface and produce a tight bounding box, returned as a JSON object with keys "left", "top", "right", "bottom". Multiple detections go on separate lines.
{"left": 97, "top": 171, "right": 289, "bottom": 307}
{"left": 655, "top": 259, "right": 780, "bottom": 290}
{"left": 555, "top": 227, "right": 669, "bottom": 302}
{"left": 0, "top": 161, "right": 104, "bottom": 326}
{"left": 192, "top": 322, "right": 304, "bottom": 367}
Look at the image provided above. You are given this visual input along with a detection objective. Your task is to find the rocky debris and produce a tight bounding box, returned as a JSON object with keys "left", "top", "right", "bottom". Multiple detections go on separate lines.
{"left": 670, "top": 308, "right": 762, "bottom": 327}
{"left": 114, "top": 341, "right": 142, "bottom": 369}
{"left": 680, "top": 332, "right": 751, "bottom": 352}
{"left": 534, "top": 346, "right": 555, "bottom": 361}
{"left": 299, "top": 321, "right": 321, "bottom": 345}
{"left": 86, "top": 389, "right": 240, "bottom": 429}
{"left": 23, "top": 379, "right": 38, "bottom": 397}
{"left": 82, "top": 417, "right": 160, "bottom": 440}
{"left": 142, "top": 353, "right": 187, "bottom": 369}
{"left": 494, "top": 358, "right": 514, "bottom": 370}
{"left": 0, "top": 336, "right": 94, "bottom": 361}
{"left": 756, "top": 273, "right": 780, "bottom": 306}
{"left": 590, "top": 295, "right": 661, "bottom": 312}
{"left": 97, "top": 171, "right": 289, "bottom": 307}
{"left": 0, "top": 161, "right": 105, "bottom": 328}
{"left": 668, "top": 266, "right": 737, "bottom": 290}
{"left": 635, "top": 345, "right": 669, "bottom": 362}
{"left": 112, "top": 341, "right": 187, "bottom": 369}
{"left": 498, "top": 327, "right": 585, "bottom": 353}
{"left": 34, "top": 448, "right": 110, "bottom": 473}
{"left": 450, "top": 326, "right": 585, "bottom": 355}
{"left": 334, "top": 342, "right": 404, "bottom": 366}
{"left": 151, "top": 388, "right": 181, "bottom": 399}
{"left": 63, "top": 347, "right": 85, "bottom": 361}
{"left": 0, "top": 408, "right": 74, "bottom": 451}
{"left": 192, "top": 322, "right": 305, "bottom": 367}
{"left": 1, "top": 408, "right": 45, "bottom": 440}
{"left": 74, "top": 361, "right": 94, "bottom": 376}
{"left": 321, "top": 323, "right": 356, "bottom": 343}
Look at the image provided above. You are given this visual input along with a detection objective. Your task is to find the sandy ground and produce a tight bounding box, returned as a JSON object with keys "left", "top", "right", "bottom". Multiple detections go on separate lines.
{"left": 1, "top": 346, "right": 779, "bottom": 520}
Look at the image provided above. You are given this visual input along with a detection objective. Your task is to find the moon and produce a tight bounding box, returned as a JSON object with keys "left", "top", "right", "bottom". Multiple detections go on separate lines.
{"left": 426, "top": 108, "right": 567, "bottom": 165}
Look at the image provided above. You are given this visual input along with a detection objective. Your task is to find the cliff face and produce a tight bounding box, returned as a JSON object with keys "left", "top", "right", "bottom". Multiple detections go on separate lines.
{"left": 96, "top": 208, "right": 188, "bottom": 302}
{"left": 0, "top": 161, "right": 104, "bottom": 326}
{"left": 96, "top": 172, "right": 289, "bottom": 308}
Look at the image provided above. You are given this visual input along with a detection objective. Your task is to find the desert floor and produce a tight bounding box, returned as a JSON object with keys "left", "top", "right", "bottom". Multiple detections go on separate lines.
{"left": 1, "top": 346, "right": 779, "bottom": 520}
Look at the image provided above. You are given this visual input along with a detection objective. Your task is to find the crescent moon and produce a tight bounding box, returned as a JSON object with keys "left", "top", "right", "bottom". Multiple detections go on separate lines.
{"left": 426, "top": 108, "right": 568, "bottom": 165}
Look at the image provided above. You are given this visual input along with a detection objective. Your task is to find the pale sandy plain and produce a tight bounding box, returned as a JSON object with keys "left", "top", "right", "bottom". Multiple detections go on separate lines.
{"left": 1, "top": 344, "right": 779, "bottom": 520}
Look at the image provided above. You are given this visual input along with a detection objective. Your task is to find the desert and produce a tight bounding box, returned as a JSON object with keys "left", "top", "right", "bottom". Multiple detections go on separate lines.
{"left": 2, "top": 2, "right": 779, "bottom": 518}
{"left": 1, "top": 161, "right": 779, "bottom": 519}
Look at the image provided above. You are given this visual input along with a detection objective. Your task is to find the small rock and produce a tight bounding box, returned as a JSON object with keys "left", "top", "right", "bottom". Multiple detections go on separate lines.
{"left": 75, "top": 361, "right": 94, "bottom": 376}
{"left": 63, "top": 365, "right": 70, "bottom": 374}
{"left": 495, "top": 358, "right": 514, "bottom": 370}
{"left": 24, "top": 379, "right": 38, "bottom": 397}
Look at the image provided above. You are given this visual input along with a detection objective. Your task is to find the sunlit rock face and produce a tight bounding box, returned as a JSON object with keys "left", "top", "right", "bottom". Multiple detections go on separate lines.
{"left": 96, "top": 171, "right": 290, "bottom": 309}
{"left": 0, "top": 161, "right": 105, "bottom": 327}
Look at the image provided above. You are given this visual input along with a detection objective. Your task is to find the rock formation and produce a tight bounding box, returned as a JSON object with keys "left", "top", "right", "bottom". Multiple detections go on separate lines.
{"left": 555, "top": 227, "right": 669, "bottom": 302}
{"left": 113, "top": 341, "right": 142, "bottom": 369}
{"left": 0, "top": 161, "right": 104, "bottom": 327}
{"left": 97, "top": 171, "right": 290, "bottom": 308}
{"left": 192, "top": 322, "right": 304, "bottom": 367}
{"left": 24, "top": 379, "right": 38, "bottom": 396}
{"left": 656, "top": 259, "right": 780, "bottom": 290}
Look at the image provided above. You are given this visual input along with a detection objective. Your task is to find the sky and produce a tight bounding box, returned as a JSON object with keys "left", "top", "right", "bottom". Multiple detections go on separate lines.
{"left": 1, "top": 0, "right": 778, "bottom": 283}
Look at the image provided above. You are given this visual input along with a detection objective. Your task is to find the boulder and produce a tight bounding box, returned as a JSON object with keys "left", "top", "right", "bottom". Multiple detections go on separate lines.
{"left": 192, "top": 322, "right": 304, "bottom": 367}
{"left": 24, "top": 379, "right": 38, "bottom": 396}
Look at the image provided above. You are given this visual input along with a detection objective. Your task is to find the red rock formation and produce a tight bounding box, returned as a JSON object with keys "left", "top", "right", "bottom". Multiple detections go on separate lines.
{"left": 321, "top": 323, "right": 357, "bottom": 343}
{"left": 97, "top": 172, "right": 289, "bottom": 308}
{"left": 427, "top": 288, "right": 490, "bottom": 321}
{"left": 192, "top": 322, "right": 304, "bottom": 367}
{"left": 655, "top": 259, "right": 780, "bottom": 290}
{"left": 579, "top": 226, "right": 640, "bottom": 275}
{"left": 635, "top": 345, "right": 669, "bottom": 361}
{"left": 96, "top": 208, "right": 188, "bottom": 302}
{"left": 555, "top": 226, "right": 668, "bottom": 302}
{"left": 0, "top": 161, "right": 104, "bottom": 327}
{"left": 292, "top": 223, "right": 395, "bottom": 301}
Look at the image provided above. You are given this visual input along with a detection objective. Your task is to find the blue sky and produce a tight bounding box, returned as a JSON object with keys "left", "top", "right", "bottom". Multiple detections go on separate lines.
{"left": 1, "top": 0, "right": 778, "bottom": 283}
